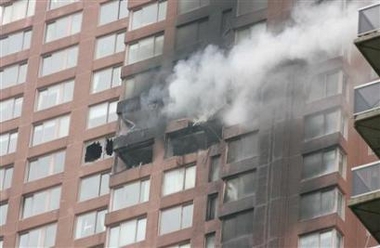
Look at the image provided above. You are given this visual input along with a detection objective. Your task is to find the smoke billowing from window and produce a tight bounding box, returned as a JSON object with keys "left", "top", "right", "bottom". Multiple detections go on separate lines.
{"left": 163, "top": 1, "right": 359, "bottom": 125}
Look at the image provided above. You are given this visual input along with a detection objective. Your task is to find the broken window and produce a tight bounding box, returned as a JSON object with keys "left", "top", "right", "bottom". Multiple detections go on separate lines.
{"left": 117, "top": 139, "right": 153, "bottom": 169}
{"left": 165, "top": 121, "right": 222, "bottom": 157}
{"left": 84, "top": 136, "right": 114, "bottom": 163}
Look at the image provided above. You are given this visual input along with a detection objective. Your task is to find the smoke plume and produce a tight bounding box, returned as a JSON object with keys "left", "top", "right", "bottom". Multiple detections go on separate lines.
{"left": 163, "top": 0, "right": 360, "bottom": 125}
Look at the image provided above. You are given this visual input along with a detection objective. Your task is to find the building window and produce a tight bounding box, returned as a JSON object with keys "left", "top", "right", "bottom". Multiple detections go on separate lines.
{"left": 49, "top": 0, "right": 78, "bottom": 10}
{"left": 304, "top": 109, "right": 347, "bottom": 140}
{"left": 168, "top": 242, "right": 191, "bottom": 248}
{"left": 0, "top": 130, "right": 18, "bottom": 156}
{"left": 299, "top": 229, "right": 343, "bottom": 248}
{"left": 176, "top": 19, "right": 208, "bottom": 49}
{"left": 222, "top": 210, "right": 253, "bottom": 245}
{"left": 206, "top": 194, "right": 218, "bottom": 221}
{"left": 83, "top": 136, "right": 114, "bottom": 163}
{"left": 78, "top": 173, "right": 109, "bottom": 202}
{"left": 95, "top": 32, "right": 125, "bottom": 59}
{"left": 75, "top": 209, "right": 107, "bottom": 239}
{"left": 36, "top": 80, "right": 74, "bottom": 111}
{"left": 209, "top": 155, "right": 220, "bottom": 182}
{"left": 18, "top": 223, "right": 57, "bottom": 248}
{"left": 162, "top": 164, "right": 196, "bottom": 196}
{"left": 0, "top": 165, "right": 13, "bottom": 190}
{"left": 0, "top": 96, "right": 23, "bottom": 122}
{"left": 227, "top": 132, "right": 258, "bottom": 163}
{"left": 178, "top": 0, "right": 209, "bottom": 14}
{"left": 0, "top": 202, "right": 8, "bottom": 226}
{"left": 0, "top": 62, "right": 27, "bottom": 90}
{"left": 123, "top": 69, "right": 158, "bottom": 99}
{"left": 236, "top": 0, "right": 267, "bottom": 16}
{"left": 26, "top": 150, "right": 65, "bottom": 182}
{"left": 108, "top": 217, "right": 147, "bottom": 247}
{"left": 41, "top": 46, "right": 78, "bottom": 76}
{"left": 45, "top": 12, "right": 82, "bottom": 42}
{"left": 91, "top": 66, "right": 121, "bottom": 93}
{"left": 308, "top": 69, "right": 346, "bottom": 102}
{"left": 0, "top": 0, "right": 35, "bottom": 25}
{"left": 160, "top": 203, "right": 193, "bottom": 235}
{"left": 127, "top": 34, "right": 164, "bottom": 64}
{"left": 130, "top": 1, "right": 167, "bottom": 30}
{"left": 300, "top": 187, "right": 345, "bottom": 220}
{"left": 112, "top": 179, "right": 150, "bottom": 211}
{"left": 87, "top": 100, "right": 118, "bottom": 129}
{"left": 302, "top": 147, "right": 346, "bottom": 180}
{"left": 235, "top": 22, "right": 266, "bottom": 44}
{"left": 99, "top": 0, "right": 128, "bottom": 26}
{"left": 22, "top": 186, "right": 61, "bottom": 219}
{"left": 0, "top": 29, "right": 32, "bottom": 57}
{"left": 224, "top": 171, "right": 256, "bottom": 203}
{"left": 205, "top": 233, "right": 215, "bottom": 248}
{"left": 31, "top": 115, "right": 70, "bottom": 146}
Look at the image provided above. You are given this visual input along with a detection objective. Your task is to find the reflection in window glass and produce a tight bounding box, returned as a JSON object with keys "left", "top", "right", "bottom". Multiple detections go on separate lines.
{"left": 19, "top": 223, "right": 57, "bottom": 248}
{"left": 0, "top": 165, "right": 13, "bottom": 190}
{"left": 79, "top": 173, "right": 109, "bottom": 201}
{"left": 0, "top": 62, "right": 27, "bottom": 90}
{"left": 160, "top": 203, "right": 193, "bottom": 235}
{"left": 162, "top": 164, "right": 196, "bottom": 196}
{"left": 130, "top": 1, "right": 166, "bottom": 30}
{"left": 36, "top": 80, "right": 74, "bottom": 111}
{"left": 0, "top": 29, "right": 32, "bottom": 57}
{"left": 0, "top": 96, "right": 23, "bottom": 122}
{"left": 1, "top": 0, "right": 36, "bottom": 25}
{"left": 45, "top": 12, "right": 82, "bottom": 42}
{"left": 22, "top": 186, "right": 61, "bottom": 219}
{"left": 87, "top": 101, "right": 118, "bottom": 129}
{"left": 224, "top": 171, "right": 256, "bottom": 203}
{"left": 32, "top": 115, "right": 70, "bottom": 146}
{"left": 0, "top": 131, "right": 18, "bottom": 156}
{"left": 27, "top": 150, "right": 65, "bottom": 182}
{"left": 92, "top": 66, "right": 121, "bottom": 93}
{"left": 299, "top": 229, "right": 343, "bottom": 248}
{"left": 41, "top": 46, "right": 78, "bottom": 76}
{"left": 128, "top": 34, "right": 164, "bottom": 64}
{"left": 75, "top": 209, "right": 107, "bottom": 239}
{"left": 95, "top": 32, "right": 125, "bottom": 59}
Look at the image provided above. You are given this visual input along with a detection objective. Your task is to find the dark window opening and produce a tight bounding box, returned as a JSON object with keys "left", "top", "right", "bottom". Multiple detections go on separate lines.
{"left": 84, "top": 138, "right": 114, "bottom": 163}
{"left": 206, "top": 194, "right": 218, "bottom": 221}
{"left": 116, "top": 139, "right": 154, "bottom": 170}
{"left": 222, "top": 210, "right": 253, "bottom": 247}
{"left": 166, "top": 120, "right": 222, "bottom": 157}
{"left": 227, "top": 132, "right": 258, "bottom": 164}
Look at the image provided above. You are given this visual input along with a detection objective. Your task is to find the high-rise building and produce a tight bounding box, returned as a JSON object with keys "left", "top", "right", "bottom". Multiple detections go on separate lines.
{"left": 0, "top": 0, "right": 378, "bottom": 248}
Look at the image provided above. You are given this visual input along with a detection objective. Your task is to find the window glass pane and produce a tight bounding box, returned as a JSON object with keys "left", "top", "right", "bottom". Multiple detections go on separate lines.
{"left": 326, "top": 71, "right": 340, "bottom": 96}
{"left": 88, "top": 103, "right": 108, "bottom": 128}
{"left": 100, "top": 174, "right": 109, "bottom": 196}
{"left": 182, "top": 204, "right": 193, "bottom": 229}
{"left": 124, "top": 181, "right": 140, "bottom": 207}
{"left": 96, "top": 209, "right": 107, "bottom": 233}
{"left": 80, "top": 175, "right": 99, "bottom": 201}
{"left": 136, "top": 218, "right": 147, "bottom": 242}
{"left": 184, "top": 166, "right": 196, "bottom": 189}
{"left": 109, "top": 226, "right": 120, "bottom": 247}
{"left": 76, "top": 212, "right": 96, "bottom": 238}
{"left": 209, "top": 156, "right": 220, "bottom": 182}
{"left": 120, "top": 220, "right": 136, "bottom": 246}
{"left": 158, "top": 1, "right": 167, "bottom": 20}
{"left": 163, "top": 168, "right": 184, "bottom": 195}
{"left": 142, "top": 4, "right": 157, "bottom": 26}
{"left": 140, "top": 180, "right": 150, "bottom": 202}
{"left": 305, "top": 114, "right": 324, "bottom": 139}
{"left": 160, "top": 207, "right": 181, "bottom": 234}
{"left": 325, "top": 111, "right": 338, "bottom": 135}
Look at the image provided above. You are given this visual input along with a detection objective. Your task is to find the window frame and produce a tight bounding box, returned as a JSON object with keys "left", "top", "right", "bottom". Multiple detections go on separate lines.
{"left": 40, "top": 45, "right": 78, "bottom": 76}
{"left": 0, "top": 95, "right": 23, "bottom": 122}
{"left": 162, "top": 163, "right": 196, "bottom": 196}
{"left": 108, "top": 216, "right": 147, "bottom": 247}
{"left": 91, "top": 65, "right": 122, "bottom": 94}
{"left": 26, "top": 150, "right": 66, "bottom": 182}
{"left": 45, "top": 12, "right": 83, "bottom": 43}
{"left": 95, "top": 31, "right": 125, "bottom": 59}
{"left": 31, "top": 115, "right": 70, "bottom": 146}
{"left": 0, "top": 0, "right": 35, "bottom": 25}
{"left": 87, "top": 100, "right": 118, "bottom": 129}
{"left": 130, "top": 0, "right": 167, "bottom": 30}
{"left": 22, "top": 186, "right": 62, "bottom": 219}
{"left": 98, "top": 0, "right": 128, "bottom": 26}
{"left": 0, "top": 29, "right": 32, "bottom": 57}
{"left": 0, "top": 130, "right": 18, "bottom": 156}
{"left": 159, "top": 202, "right": 194, "bottom": 235}
{"left": 78, "top": 172, "right": 110, "bottom": 202}
{"left": 75, "top": 208, "right": 107, "bottom": 239}
{"left": 18, "top": 223, "right": 57, "bottom": 247}
{"left": 112, "top": 178, "right": 150, "bottom": 211}
{"left": 36, "top": 79, "right": 74, "bottom": 111}
{"left": 223, "top": 170, "right": 256, "bottom": 203}
{"left": 298, "top": 228, "right": 343, "bottom": 248}
{"left": 0, "top": 62, "right": 27, "bottom": 90}
{"left": 127, "top": 33, "right": 164, "bottom": 65}
{"left": 0, "top": 165, "right": 13, "bottom": 191}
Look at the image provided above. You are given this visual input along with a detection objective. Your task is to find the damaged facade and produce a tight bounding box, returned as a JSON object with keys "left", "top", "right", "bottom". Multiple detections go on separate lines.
{"left": 0, "top": 0, "right": 379, "bottom": 248}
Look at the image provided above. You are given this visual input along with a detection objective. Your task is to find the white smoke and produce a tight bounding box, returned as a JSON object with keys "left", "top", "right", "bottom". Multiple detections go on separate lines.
{"left": 164, "top": 0, "right": 360, "bottom": 125}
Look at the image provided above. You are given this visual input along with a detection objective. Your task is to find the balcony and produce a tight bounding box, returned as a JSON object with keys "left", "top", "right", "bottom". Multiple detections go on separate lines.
{"left": 355, "top": 3, "right": 380, "bottom": 77}
{"left": 349, "top": 161, "right": 380, "bottom": 243}
{"left": 354, "top": 80, "right": 380, "bottom": 158}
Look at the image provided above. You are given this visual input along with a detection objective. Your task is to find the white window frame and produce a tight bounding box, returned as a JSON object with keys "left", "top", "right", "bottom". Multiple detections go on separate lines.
{"left": 99, "top": 0, "right": 128, "bottom": 26}
{"left": 40, "top": 46, "right": 78, "bottom": 76}
{"left": 75, "top": 209, "right": 107, "bottom": 239}
{"left": 162, "top": 164, "right": 196, "bottom": 196}
{"left": 0, "top": 202, "right": 8, "bottom": 226}
{"left": 26, "top": 150, "right": 66, "bottom": 182}
{"left": 130, "top": 1, "right": 167, "bottom": 30}
{"left": 87, "top": 100, "right": 118, "bottom": 129}
{"left": 308, "top": 69, "right": 345, "bottom": 102}
{"left": 0, "top": 0, "right": 36, "bottom": 25}
{"left": 159, "top": 203, "right": 193, "bottom": 235}
{"left": 0, "top": 165, "right": 13, "bottom": 190}
{"left": 48, "top": 0, "right": 78, "bottom": 10}
{"left": 36, "top": 80, "right": 74, "bottom": 111}
{"left": 300, "top": 187, "right": 345, "bottom": 220}
{"left": 78, "top": 172, "right": 110, "bottom": 202}
{"left": 108, "top": 217, "right": 147, "bottom": 247}
{"left": 299, "top": 229, "right": 343, "bottom": 248}
{"left": 95, "top": 32, "right": 125, "bottom": 59}
{"left": 127, "top": 34, "right": 164, "bottom": 65}
{"left": 302, "top": 147, "right": 347, "bottom": 180}
{"left": 31, "top": 115, "right": 70, "bottom": 146}
{"left": 0, "top": 96, "right": 23, "bottom": 122}
{"left": 0, "top": 62, "right": 27, "bottom": 90}
{"left": 91, "top": 65, "right": 121, "bottom": 93}
{"left": 18, "top": 223, "right": 57, "bottom": 247}
{"left": 0, "top": 130, "right": 18, "bottom": 156}
{"left": 22, "top": 186, "right": 62, "bottom": 219}
{"left": 0, "top": 29, "right": 32, "bottom": 57}
{"left": 45, "top": 12, "right": 83, "bottom": 42}
{"left": 112, "top": 178, "right": 150, "bottom": 211}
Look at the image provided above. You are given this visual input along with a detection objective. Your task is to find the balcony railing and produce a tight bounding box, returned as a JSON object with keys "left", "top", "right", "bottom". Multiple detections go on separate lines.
{"left": 358, "top": 3, "right": 380, "bottom": 35}
{"left": 352, "top": 161, "right": 380, "bottom": 197}
{"left": 354, "top": 80, "right": 380, "bottom": 115}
